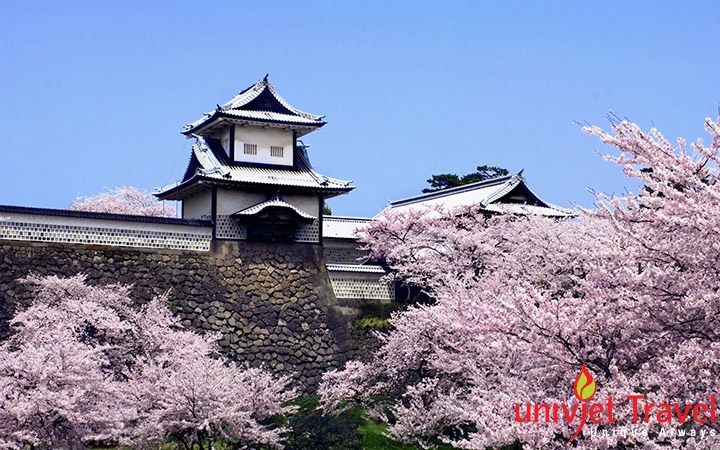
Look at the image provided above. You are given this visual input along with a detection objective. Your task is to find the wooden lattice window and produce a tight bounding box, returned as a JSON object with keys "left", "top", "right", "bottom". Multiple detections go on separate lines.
{"left": 270, "top": 146, "right": 284, "bottom": 158}
{"left": 244, "top": 143, "right": 257, "bottom": 155}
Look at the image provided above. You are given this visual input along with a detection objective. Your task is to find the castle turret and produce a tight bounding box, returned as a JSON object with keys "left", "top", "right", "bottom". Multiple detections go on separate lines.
{"left": 157, "top": 76, "right": 354, "bottom": 243}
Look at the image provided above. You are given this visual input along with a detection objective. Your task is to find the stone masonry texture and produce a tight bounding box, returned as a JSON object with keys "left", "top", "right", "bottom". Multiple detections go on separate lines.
{"left": 0, "top": 239, "right": 350, "bottom": 393}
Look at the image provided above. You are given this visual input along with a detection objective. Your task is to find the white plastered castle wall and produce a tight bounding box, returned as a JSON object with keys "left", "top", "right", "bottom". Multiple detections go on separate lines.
{"left": 182, "top": 190, "right": 213, "bottom": 220}
{"left": 231, "top": 125, "right": 294, "bottom": 166}
{"left": 215, "top": 188, "right": 267, "bottom": 216}
{"left": 0, "top": 212, "right": 212, "bottom": 251}
{"left": 212, "top": 189, "right": 320, "bottom": 243}
{"left": 323, "top": 238, "right": 368, "bottom": 264}
{"left": 281, "top": 194, "right": 320, "bottom": 218}
{"left": 327, "top": 270, "right": 394, "bottom": 301}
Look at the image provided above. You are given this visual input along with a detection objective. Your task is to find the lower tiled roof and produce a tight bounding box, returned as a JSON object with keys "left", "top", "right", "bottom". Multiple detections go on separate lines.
{"left": 157, "top": 137, "right": 354, "bottom": 200}
{"left": 232, "top": 195, "right": 315, "bottom": 222}
{"left": 326, "top": 263, "right": 388, "bottom": 274}
{"left": 387, "top": 172, "right": 573, "bottom": 217}
{"left": 322, "top": 216, "right": 372, "bottom": 239}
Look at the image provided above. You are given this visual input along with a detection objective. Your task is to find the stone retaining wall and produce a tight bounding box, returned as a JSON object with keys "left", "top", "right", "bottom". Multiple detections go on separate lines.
{"left": 0, "top": 239, "right": 349, "bottom": 392}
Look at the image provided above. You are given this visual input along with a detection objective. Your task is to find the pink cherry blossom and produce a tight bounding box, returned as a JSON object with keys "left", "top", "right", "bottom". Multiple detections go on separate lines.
{"left": 0, "top": 275, "right": 294, "bottom": 449}
{"left": 320, "top": 117, "right": 720, "bottom": 449}
{"left": 68, "top": 186, "right": 176, "bottom": 217}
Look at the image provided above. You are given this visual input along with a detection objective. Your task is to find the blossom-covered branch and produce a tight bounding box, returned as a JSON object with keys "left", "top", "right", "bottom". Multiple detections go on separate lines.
{"left": 69, "top": 186, "right": 176, "bottom": 217}
{"left": 0, "top": 275, "right": 295, "bottom": 449}
{"left": 320, "top": 118, "right": 720, "bottom": 449}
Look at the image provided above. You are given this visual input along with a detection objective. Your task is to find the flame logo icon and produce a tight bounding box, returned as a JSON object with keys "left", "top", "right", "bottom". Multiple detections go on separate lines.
{"left": 573, "top": 363, "right": 596, "bottom": 402}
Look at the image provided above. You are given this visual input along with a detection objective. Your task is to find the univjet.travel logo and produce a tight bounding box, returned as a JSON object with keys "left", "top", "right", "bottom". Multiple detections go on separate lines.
{"left": 514, "top": 363, "right": 717, "bottom": 443}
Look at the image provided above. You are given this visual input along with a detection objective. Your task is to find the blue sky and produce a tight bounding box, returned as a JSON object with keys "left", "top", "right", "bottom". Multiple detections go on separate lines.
{"left": 1, "top": 1, "right": 717, "bottom": 217}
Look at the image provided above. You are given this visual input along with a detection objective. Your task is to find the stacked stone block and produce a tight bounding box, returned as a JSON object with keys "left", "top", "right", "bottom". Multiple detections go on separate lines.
{"left": 0, "top": 240, "right": 349, "bottom": 392}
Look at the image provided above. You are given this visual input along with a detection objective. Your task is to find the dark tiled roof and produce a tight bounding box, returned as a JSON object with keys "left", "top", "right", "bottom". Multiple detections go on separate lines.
{"left": 183, "top": 76, "right": 326, "bottom": 136}
{"left": 231, "top": 194, "right": 315, "bottom": 223}
{"left": 156, "top": 137, "right": 354, "bottom": 200}
{"left": 387, "top": 172, "right": 574, "bottom": 217}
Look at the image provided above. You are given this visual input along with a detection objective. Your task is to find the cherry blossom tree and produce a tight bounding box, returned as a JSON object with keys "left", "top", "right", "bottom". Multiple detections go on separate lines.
{"left": 320, "top": 117, "right": 720, "bottom": 449}
{"left": 0, "top": 275, "right": 135, "bottom": 449}
{"left": 69, "top": 186, "right": 177, "bottom": 217}
{"left": 0, "top": 275, "right": 295, "bottom": 449}
{"left": 127, "top": 298, "right": 296, "bottom": 450}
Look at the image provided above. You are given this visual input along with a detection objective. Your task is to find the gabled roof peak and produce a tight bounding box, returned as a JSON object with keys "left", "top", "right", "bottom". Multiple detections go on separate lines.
{"left": 183, "top": 76, "right": 326, "bottom": 136}
{"left": 231, "top": 193, "right": 315, "bottom": 224}
{"left": 390, "top": 172, "right": 521, "bottom": 207}
{"left": 220, "top": 75, "right": 318, "bottom": 116}
{"left": 387, "top": 171, "right": 573, "bottom": 217}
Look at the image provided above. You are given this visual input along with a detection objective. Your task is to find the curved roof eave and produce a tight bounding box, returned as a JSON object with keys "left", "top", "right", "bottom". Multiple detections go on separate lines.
{"left": 384, "top": 172, "right": 574, "bottom": 217}
{"left": 156, "top": 175, "right": 354, "bottom": 201}
{"left": 221, "top": 75, "right": 324, "bottom": 121}
{"left": 181, "top": 76, "right": 326, "bottom": 136}
{"left": 182, "top": 111, "right": 326, "bottom": 137}
{"left": 231, "top": 195, "right": 316, "bottom": 223}
{"left": 388, "top": 173, "right": 517, "bottom": 208}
